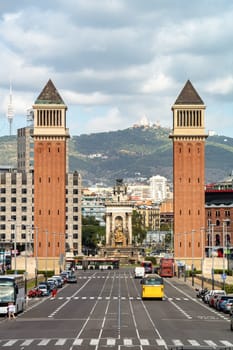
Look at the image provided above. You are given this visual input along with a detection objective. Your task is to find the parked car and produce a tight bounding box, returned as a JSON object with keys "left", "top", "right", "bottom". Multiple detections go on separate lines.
{"left": 204, "top": 290, "right": 226, "bottom": 304}
{"left": 230, "top": 306, "right": 233, "bottom": 331}
{"left": 28, "top": 287, "right": 43, "bottom": 298}
{"left": 47, "top": 277, "right": 59, "bottom": 288}
{"left": 209, "top": 292, "right": 226, "bottom": 308}
{"left": 222, "top": 299, "right": 233, "bottom": 313}
{"left": 52, "top": 275, "right": 64, "bottom": 288}
{"left": 60, "top": 271, "right": 69, "bottom": 283}
{"left": 38, "top": 283, "right": 50, "bottom": 296}
{"left": 216, "top": 295, "right": 233, "bottom": 311}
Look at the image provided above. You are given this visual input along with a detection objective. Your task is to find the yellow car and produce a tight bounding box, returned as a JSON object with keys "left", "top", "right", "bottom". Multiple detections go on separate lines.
{"left": 141, "top": 274, "right": 164, "bottom": 300}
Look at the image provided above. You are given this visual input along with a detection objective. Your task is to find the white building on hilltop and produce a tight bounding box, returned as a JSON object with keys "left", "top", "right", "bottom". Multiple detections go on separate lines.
{"left": 149, "top": 175, "right": 168, "bottom": 202}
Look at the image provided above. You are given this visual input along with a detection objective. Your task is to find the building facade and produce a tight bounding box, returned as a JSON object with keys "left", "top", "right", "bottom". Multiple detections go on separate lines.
{"left": 0, "top": 80, "right": 82, "bottom": 268}
{"left": 170, "top": 80, "right": 208, "bottom": 264}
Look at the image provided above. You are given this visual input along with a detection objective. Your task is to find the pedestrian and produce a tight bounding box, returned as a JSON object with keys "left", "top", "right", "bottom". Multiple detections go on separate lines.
{"left": 7, "top": 302, "right": 16, "bottom": 319}
{"left": 51, "top": 287, "right": 57, "bottom": 298}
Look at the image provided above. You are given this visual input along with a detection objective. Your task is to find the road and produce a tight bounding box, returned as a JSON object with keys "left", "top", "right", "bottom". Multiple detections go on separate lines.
{"left": 0, "top": 268, "right": 232, "bottom": 349}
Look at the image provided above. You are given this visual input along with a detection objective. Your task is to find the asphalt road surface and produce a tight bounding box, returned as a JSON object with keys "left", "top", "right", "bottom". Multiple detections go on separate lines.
{"left": 0, "top": 268, "right": 232, "bottom": 350}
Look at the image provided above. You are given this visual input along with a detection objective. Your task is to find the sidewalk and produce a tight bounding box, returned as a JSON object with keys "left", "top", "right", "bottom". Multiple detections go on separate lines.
{"left": 181, "top": 273, "right": 233, "bottom": 290}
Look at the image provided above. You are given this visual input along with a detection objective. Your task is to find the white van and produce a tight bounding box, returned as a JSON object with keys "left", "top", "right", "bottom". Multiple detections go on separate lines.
{"left": 134, "top": 266, "right": 145, "bottom": 279}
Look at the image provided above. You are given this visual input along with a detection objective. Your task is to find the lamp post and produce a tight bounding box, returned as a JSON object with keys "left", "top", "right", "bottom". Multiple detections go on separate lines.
{"left": 200, "top": 227, "right": 205, "bottom": 289}
{"left": 12, "top": 224, "right": 17, "bottom": 274}
{"left": 34, "top": 226, "right": 39, "bottom": 287}
{"left": 45, "top": 230, "right": 48, "bottom": 281}
{"left": 211, "top": 223, "right": 216, "bottom": 290}
{"left": 191, "top": 230, "right": 195, "bottom": 287}
{"left": 184, "top": 232, "right": 187, "bottom": 282}
{"left": 8, "top": 220, "right": 18, "bottom": 274}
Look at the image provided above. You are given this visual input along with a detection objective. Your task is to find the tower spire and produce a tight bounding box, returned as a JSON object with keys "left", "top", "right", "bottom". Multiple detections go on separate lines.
{"left": 6, "top": 82, "right": 14, "bottom": 136}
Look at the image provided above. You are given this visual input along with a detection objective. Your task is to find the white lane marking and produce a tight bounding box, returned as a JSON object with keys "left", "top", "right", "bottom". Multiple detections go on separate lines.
{"left": 123, "top": 338, "right": 132, "bottom": 345}
{"left": 2, "top": 339, "right": 18, "bottom": 346}
{"left": 38, "top": 339, "right": 50, "bottom": 346}
{"left": 55, "top": 338, "right": 66, "bottom": 345}
{"left": 90, "top": 338, "right": 99, "bottom": 345}
{"left": 72, "top": 338, "right": 83, "bottom": 345}
{"left": 20, "top": 339, "right": 34, "bottom": 346}
{"left": 156, "top": 339, "right": 167, "bottom": 346}
{"left": 107, "top": 338, "right": 116, "bottom": 346}
{"left": 188, "top": 339, "right": 200, "bottom": 346}
{"left": 173, "top": 339, "right": 183, "bottom": 346}
{"left": 220, "top": 340, "right": 233, "bottom": 346}
{"left": 140, "top": 339, "right": 149, "bottom": 345}
{"left": 166, "top": 296, "right": 192, "bottom": 319}
{"left": 204, "top": 340, "right": 218, "bottom": 347}
{"left": 48, "top": 278, "right": 91, "bottom": 318}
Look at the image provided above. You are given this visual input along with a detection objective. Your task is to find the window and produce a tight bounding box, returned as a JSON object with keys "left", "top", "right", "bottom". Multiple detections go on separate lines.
{"left": 11, "top": 188, "right": 16, "bottom": 194}
{"left": 0, "top": 197, "right": 6, "bottom": 203}
{"left": 215, "top": 211, "right": 220, "bottom": 217}
{"left": 73, "top": 216, "right": 78, "bottom": 221}
{"left": 22, "top": 198, "right": 27, "bottom": 203}
{"left": 73, "top": 189, "right": 78, "bottom": 194}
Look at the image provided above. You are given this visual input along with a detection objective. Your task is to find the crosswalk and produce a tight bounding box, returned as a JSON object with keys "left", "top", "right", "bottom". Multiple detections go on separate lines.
{"left": 52, "top": 295, "right": 196, "bottom": 301}
{"left": 0, "top": 337, "right": 232, "bottom": 348}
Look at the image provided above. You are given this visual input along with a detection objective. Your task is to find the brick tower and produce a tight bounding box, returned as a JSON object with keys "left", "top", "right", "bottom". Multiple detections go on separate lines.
{"left": 170, "top": 80, "right": 208, "bottom": 266}
{"left": 33, "top": 80, "right": 69, "bottom": 264}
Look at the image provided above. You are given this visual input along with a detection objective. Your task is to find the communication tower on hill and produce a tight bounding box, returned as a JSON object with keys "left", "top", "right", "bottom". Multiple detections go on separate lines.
{"left": 6, "top": 83, "right": 14, "bottom": 136}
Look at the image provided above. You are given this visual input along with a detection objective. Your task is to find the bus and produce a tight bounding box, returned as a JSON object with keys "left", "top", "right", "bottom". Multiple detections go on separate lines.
{"left": 0, "top": 275, "right": 25, "bottom": 315}
{"left": 141, "top": 274, "right": 164, "bottom": 300}
{"left": 85, "top": 258, "right": 120, "bottom": 270}
{"left": 141, "top": 260, "right": 153, "bottom": 273}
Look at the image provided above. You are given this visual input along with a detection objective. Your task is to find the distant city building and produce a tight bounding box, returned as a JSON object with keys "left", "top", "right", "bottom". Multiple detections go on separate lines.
{"left": 149, "top": 175, "right": 168, "bottom": 202}
{"left": 0, "top": 81, "right": 82, "bottom": 261}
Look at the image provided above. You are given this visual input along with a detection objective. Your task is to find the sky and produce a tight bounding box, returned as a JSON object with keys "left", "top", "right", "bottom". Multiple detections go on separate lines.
{"left": 0, "top": 0, "right": 233, "bottom": 137}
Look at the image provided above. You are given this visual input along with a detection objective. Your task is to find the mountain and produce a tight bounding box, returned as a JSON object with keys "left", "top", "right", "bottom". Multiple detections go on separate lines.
{"left": 1, "top": 127, "right": 233, "bottom": 186}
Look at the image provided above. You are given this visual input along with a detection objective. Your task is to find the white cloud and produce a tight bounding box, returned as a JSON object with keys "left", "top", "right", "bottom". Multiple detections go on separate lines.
{"left": 0, "top": 0, "right": 233, "bottom": 138}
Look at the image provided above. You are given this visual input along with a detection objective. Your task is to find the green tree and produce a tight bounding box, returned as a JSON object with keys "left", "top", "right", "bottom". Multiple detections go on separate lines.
{"left": 132, "top": 210, "right": 147, "bottom": 244}
{"left": 82, "top": 216, "right": 105, "bottom": 249}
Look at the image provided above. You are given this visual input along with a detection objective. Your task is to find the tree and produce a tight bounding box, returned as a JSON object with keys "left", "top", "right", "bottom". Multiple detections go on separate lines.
{"left": 132, "top": 210, "right": 147, "bottom": 244}
{"left": 82, "top": 216, "right": 105, "bottom": 250}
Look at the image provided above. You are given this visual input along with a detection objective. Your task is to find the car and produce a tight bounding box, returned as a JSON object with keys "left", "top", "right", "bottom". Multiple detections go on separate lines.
{"left": 222, "top": 299, "right": 233, "bottom": 313}
{"left": 38, "top": 283, "right": 50, "bottom": 296}
{"left": 204, "top": 290, "right": 226, "bottom": 304}
{"left": 47, "top": 277, "right": 59, "bottom": 288}
{"left": 60, "top": 271, "right": 70, "bottom": 283}
{"left": 134, "top": 267, "right": 145, "bottom": 279}
{"left": 216, "top": 295, "right": 233, "bottom": 311}
{"left": 52, "top": 275, "right": 64, "bottom": 288}
{"left": 66, "top": 274, "right": 77, "bottom": 283}
{"left": 230, "top": 306, "right": 233, "bottom": 331}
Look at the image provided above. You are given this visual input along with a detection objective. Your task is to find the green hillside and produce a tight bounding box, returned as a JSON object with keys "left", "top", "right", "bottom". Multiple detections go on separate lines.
{"left": 1, "top": 127, "right": 233, "bottom": 186}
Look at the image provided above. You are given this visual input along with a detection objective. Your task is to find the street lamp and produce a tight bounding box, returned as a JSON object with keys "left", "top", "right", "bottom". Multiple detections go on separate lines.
{"left": 200, "top": 227, "right": 205, "bottom": 289}
{"left": 211, "top": 223, "right": 216, "bottom": 290}
{"left": 34, "top": 226, "right": 39, "bottom": 287}
{"left": 8, "top": 220, "right": 18, "bottom": 274}
{"left": 191, "top": 230, "right": 195, "bottom": 287}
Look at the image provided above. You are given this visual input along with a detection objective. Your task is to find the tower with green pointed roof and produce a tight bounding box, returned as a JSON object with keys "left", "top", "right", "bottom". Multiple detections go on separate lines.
{"left": 33, "top": 79, "right": 70, "bottom": 261}
{"left": 170, "top": 80, "right": 208, "bottom": 267}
